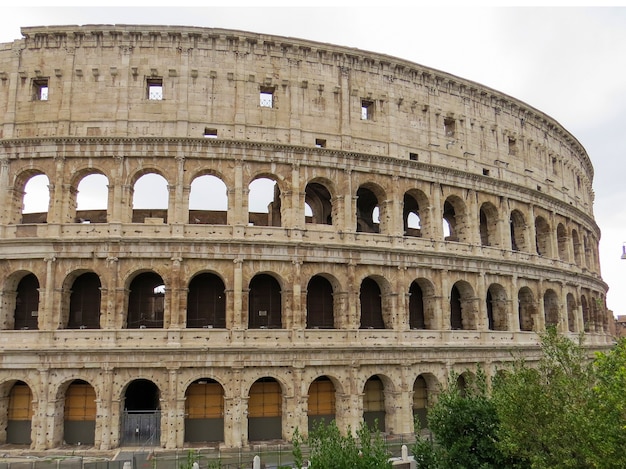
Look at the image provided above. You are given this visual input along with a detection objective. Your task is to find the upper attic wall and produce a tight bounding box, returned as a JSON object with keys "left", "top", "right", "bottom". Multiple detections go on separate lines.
{"left": 0, "top": 24, "right": 594, "bottom": 186}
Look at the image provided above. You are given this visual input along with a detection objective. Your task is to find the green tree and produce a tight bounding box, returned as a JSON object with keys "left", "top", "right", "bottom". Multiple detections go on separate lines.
{"left": 492, "top": 328, "right": 626, "bottom": 469}
{"left": 301, "top": 419, "right": 391, "bottom": 469}
{"left": 425, "top": 368, "right": 527, "bottom": 469}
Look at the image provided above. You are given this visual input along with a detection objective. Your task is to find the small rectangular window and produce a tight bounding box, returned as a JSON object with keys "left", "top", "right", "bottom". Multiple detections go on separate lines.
{"left": 409, "top": 152, "right": 418, "bottom": 161}
{"left": 483, "top": 168, "right": 490, "bottom": 176}
{"left": 260, "top": 86, "right": 275, "bottom": 108}
{"left": 33, "top": 78, "right": 49, "bottom": 101}
{"left": 147, "top": 78, "right": 163, "bottom": 100}
{"left": 204, "top": 128, "right": 218, "bottom": 139}
{"left": 444, "top": 117, "right": 455, "bottom": 137}
{"left": 315, "top": 138, "right": 326, "bottom": 148}
{"left": 361, "top": 99, "right": 374, "bottom": 120}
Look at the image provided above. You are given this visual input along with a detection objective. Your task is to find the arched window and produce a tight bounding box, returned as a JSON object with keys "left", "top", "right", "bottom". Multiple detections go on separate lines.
{"left": 443, "top": 197, "right": 468, "bottom": 242}
{"left": 75, "top": 173, "right": 109, "bottom": 223}
{"left": 306, "top": 276, "right": 334, "bottom": 329}
{"left": 132, "top": 173, "right": 169, "bottom": 223}
{"left": 363, "top": 376, "right": 386, "bottom": 432}
{"left": 184, "top": 379, "right": 224, "bottom": 443}
{"left": 189, "top": 175, "right": 228, "bottom": 224}
{"left": 479, "top": 202, "right": 499, "bottom": 247}
{"left": 360, "top": 277, "right": 384, "bottom": 329}
{"left": 409, "top": 281, "right": 425, "bottom": 329}
{"left": 68, "top": 272, "right": 101, "bottom": 329}
{"left": 7, "top": 381, "right": 33, "bottom": 444}
{"left": 187, "top": 273, "right": 226, "bottom": 328}
{"left": 535, "top": 216, "right": 552, "bottom": 256}
{"left": 308, "top": 376, "right": 336, "bottom": 430}
{"left": 557, "top": 223, "right": 569, "bottom": 261}
{"left": 544, "top": 289, "right": 559, "bottom": 329}
{"left": 249, "top": 274, "right": 282, "bottom": 328}
{"left": 64, "top": 380, "right": 96, "bottom": 445}
{"left": 413, "top": 375, "right": 429, "bottom": 428}
{"left": 248, "top": 378, "right": 282, "bottom": 441}
{"left": 510, "top": 210, "right": 527, "bottom": 252}
{"left": 566, "top": 293, "right": 577, "bottom": 333}
{"left": 518, "top": 287, "right": 535, "bottom": 332}
{"left": 22, "top": 174, "right": 50, "bottom": 223}
{"left": 249, "top": 177, "right": 281, "bottom": 227}
{"left": 356, "top": 186, "right": 382, "bottom": 233}
{"left": 14, "top": 274, "right": 40, "bottom": 330}
{"left": 305, "top": 182, "right": 333, "bottom": 225}
{"left": 127, "top": 272, "right": 165, "bottom": 328}
{"left": 486, "top": 284, "right": 508, "bottom": 331}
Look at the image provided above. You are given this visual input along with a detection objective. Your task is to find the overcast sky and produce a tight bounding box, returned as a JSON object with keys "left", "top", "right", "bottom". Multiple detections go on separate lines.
{"left": 2, "top": 5, "right": 626, "bottom": 315}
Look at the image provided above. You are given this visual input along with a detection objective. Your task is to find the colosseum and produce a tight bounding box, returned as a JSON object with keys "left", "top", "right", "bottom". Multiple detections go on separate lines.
{"left": 0, "top": 24, "right": 611, "bottom": 451}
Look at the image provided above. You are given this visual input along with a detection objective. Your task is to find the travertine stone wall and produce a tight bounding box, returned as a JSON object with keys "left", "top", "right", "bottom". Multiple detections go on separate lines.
{"left": 0, "top": 25, "right": 610, "bottom": 451}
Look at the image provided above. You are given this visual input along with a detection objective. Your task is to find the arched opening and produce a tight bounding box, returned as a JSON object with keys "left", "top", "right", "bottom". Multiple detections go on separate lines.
{"left": 248, "top": 274, "right": 282, "bottom": 329}
{"left": 308, "top": 376, "right": 336, "bottom": 431}
{"left": 248, "top": 177, "right": 281, "bottom": 227}
{"left": 360, "top": 277, "right": 384, "bottom": 329}
{"left": 305, "top": 182, "right": 332, "bottom": 225}
{"left": 510, "top": 210, "right": 527, "bottom": 252}
{"left": 248, "top": 377, "right": 282, "bottom": 441}
{"left": 21, "top": 174, "right": 50, "bottom": 223}
{"left": 518, "top": 287, "right": 535, "bottom": 332}
{"left": 6, "top": 381, "right": 33, "bottom": 445}
{"left": 543, "top": 289, "right": 559, "bottom": 329}
{"left": 572, "top": 229, "right": 582, "bottom": 266}
{"left": 186, "top": 273, "right": 226, "bottom": 328}
{"left": 184, "top": 378, "right": 224, "bottom": 443}
{"left": 63, "top": 380, "right": 96, "bottom": 445}
{"left": 566, "top": 293, "right": 577, "bottom": 333}
{"left": 535, "top": 216, "right": 551, "bottom": 256}
{"left": 486, "top": 284, "right": 508, "bottom": 331}
{"left": 68, "top": 272, "right": 101, "bottom": 329}
{"left": 14, "top": 273, "right": 40, "bottom": 330}
{"left": 450, "top": 281, "right": 476, "bottom": 330}
{"left": 557, "top": 223, "right": 569, "bottom": 261}
{"left": 413, "top": 375, "right": 429, "bottom": 429}
{"left": 306, "top": 276, "right": 334, "bottom": 329}
{"left": 127, "top": 272, "right": 165, "bottom": 329}
{"left": 356, "top": 186, "right": 380, "bottom": 233}
{"left": 479, "top": 202, "right": 499, "bottom": 247}
{"left": 443, "top": 196, "right": 468, "bottom": 242}
{"left": 75, "top": 173, "right": 109, "bottom": 223}
{"left": 363, "top": 376, "right": 386, "bottom": 432}
{"left": 121, "top": 379, "right": 161, "bottom": 446}
{"left": 403, "top": 192, "right": 422, "bottom": 237}
{"left": 189, "top": 174, "right": 228, "bottom": 224}
{"left": 132, "top": 173, "right": 169, "bottom": 223}
{"left": 450, "top": 285, "right": 462, "bottom": 330}
{"left": 581, "top": 295, "right": 590, "bottom": 332}
{"left": 409, "top": 281, "right": 425, "bottom": 329}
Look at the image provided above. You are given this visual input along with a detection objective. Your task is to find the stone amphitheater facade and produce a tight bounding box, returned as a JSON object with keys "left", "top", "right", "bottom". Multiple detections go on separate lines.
{"left": 0, "top": 25, "right": 610, "bottom": 451}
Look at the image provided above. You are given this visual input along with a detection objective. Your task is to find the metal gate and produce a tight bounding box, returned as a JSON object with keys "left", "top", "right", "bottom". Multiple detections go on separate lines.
{"left": 121, "top": 410, "right": 161, "bottom": 446}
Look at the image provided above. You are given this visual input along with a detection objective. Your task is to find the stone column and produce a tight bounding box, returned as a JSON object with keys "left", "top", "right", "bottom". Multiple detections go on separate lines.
{"left": 167, "top": 257, "right": 183, "bottom": 328}
{"left": 41, "top": 256, "right": 57, "bottom": 330}
{"left": 165, "top": 368, "right": 179, "bottom": 449}
{"left": 32, "top": 368, "right": 49, "bottom": 450}
{"left": 231, "top": 258, "right": 244, "bottom": 329}
{"left": 96, "top": 367, "right": 114, "bottom": 450}
{"left": 429, "top": 183, "right": 443, "bottom": 240}
{"left": 291, "top": 260, "right": 304, "bottom": 329}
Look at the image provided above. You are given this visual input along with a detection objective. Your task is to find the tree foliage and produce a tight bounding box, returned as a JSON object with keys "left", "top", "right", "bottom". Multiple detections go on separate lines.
{"left": 295, "top": 419, "right": 391, "bottom": 469}
{"left": 492, "top": 329, "right": 626, "bottom": 469}
{"left": 412, "top": 330, "right": 626, "bottom": 469}
{"left": 419, "top": 368, "right": 528, "bottom": 469}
